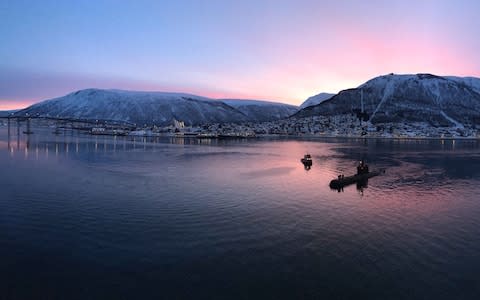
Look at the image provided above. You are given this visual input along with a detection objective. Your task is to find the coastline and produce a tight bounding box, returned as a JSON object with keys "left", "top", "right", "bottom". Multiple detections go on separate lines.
{"left": 255, "top": 133, "right": 480, "bottom": 141}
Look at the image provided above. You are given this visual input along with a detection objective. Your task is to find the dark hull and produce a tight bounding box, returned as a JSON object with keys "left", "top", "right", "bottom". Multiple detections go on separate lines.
{"left": 301, "top": 158, "right": 312, "bottom": 166}
{"left": 329, "top": 170, "right": 384, "bottom": 189}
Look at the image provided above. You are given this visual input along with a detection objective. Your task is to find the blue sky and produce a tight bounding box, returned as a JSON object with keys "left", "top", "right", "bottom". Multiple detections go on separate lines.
{"left": 1, "top": 0, "right": 480, "bottom": 109}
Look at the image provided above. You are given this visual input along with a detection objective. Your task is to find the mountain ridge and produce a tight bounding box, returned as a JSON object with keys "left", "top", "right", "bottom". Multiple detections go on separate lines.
{"left": 294, "top": 73, "right": 480, "bottom": 128}
{"left": 299, "top": 92, "right": 335, "bottom": 109}
{"left": 17, "top": 88, "right": 298, "bottom": 126}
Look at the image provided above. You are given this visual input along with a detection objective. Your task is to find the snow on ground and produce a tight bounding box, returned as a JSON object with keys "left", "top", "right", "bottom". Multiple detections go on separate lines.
{"left": 446, "top": 76, "right": 480, "bottom": 94}
{"left": 299, "top": 93, "right": 335, "bottom": 109}
{"left": 440, "top": 111, "right": 464, "bottom": 128}
{"left": 369, "top": 79, "right": 395, "bottom": 121}
{"left": 19, "top": 89, "right": 297, "bottom": 125}
{"left": 221, "top": 99, "right": 297, "bottom": 107}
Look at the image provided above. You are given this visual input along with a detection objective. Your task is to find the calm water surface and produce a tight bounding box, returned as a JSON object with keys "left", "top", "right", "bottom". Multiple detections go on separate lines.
{"left": 1, "top": 127, "right": 480, "bottom": 299}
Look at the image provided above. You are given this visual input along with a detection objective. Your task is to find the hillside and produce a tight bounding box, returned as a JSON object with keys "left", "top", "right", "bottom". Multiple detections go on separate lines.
{"left": 299, "top": 93, "right": 335, "bottom": 109}
{"left": 294, "top": 73, "right": 480, "bottom": 128}
{"left": 17, "top": 89, "right": 298, "bottom": 126}
{"left": 222, "top": 99, "right": 298, "bottom": 122}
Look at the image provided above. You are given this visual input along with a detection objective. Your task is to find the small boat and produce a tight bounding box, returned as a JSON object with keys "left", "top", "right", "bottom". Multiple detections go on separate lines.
{"left": 301, "top": 154, "right": 313, "bottom": 166}
{"left": 329, "top": 160, "right": 384, "bottom": 189}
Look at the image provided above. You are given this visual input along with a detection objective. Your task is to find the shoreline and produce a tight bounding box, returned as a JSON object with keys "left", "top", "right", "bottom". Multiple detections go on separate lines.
{"left": 256, "top": 133, "right": 480, "bottom": 141}
{"left": 1, "top": 125, "right": 479, "bottom": 141}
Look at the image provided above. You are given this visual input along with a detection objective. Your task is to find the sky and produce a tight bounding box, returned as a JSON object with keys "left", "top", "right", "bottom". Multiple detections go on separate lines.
{"left": 1, "top": 0, "right": 480, "bottom": 109}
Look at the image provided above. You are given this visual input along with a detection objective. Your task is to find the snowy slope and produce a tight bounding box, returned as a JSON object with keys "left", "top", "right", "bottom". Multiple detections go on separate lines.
{"left": 295, "top": 73, "right": 480, "bottom": 127}
{"left": 299, "top": 93, "right": 335, "bottom": 109}
{"left": 222, "top": 99, "right": 298, "bottom": 121}
{"left": 445, "top": 76, "right": 480, "bottom": 94}
{"left": 18, "top": 89, "right": 296, "bottom": 125}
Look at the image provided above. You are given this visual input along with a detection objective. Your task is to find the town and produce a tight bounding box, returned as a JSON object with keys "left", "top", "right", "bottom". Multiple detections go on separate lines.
{"left": 132, "top": 113, "right": 479, "bottom": 139}
{"left": 2, "top": 112, "right": 479, "bottom": 139}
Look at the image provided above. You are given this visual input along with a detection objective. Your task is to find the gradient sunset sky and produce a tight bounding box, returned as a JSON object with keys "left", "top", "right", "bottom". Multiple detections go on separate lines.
{"left": 1, "top": 0, "right": 479, "bottom": 109}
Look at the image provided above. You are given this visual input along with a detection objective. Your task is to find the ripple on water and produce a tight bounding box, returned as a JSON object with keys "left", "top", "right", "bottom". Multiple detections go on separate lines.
{"left": 1, "top": 133, "right": 480, "bottom": 299}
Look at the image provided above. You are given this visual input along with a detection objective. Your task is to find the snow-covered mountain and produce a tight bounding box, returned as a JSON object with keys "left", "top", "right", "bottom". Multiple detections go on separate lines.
{"left": 17, "top": 89, "right": 298, "bottom": 126}
{"left": 299, "top": 93, "right": 335, "bottom": 109}
{"left": 294, "top": 73, "right": 480, "bottom": 127}
{"left": 222, "top": 99, "right": 298, "bottom": 122}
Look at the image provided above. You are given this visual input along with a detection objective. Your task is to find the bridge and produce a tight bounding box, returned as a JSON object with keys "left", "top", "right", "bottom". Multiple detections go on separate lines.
{"left": 1, "top": 114, "right": 137, "bottom": 136}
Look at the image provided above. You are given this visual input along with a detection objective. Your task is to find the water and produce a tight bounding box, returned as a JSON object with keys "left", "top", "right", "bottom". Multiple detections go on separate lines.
{"left": 1, "top": 127, "right": 480, "bottom": 299}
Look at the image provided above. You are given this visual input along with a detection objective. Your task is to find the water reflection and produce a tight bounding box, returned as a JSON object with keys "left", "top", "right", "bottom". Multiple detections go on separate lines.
{"left": 0, "top": 127, "right": 478, "bottom": 210}
{"left": 3, "top": 127, "right": 480, "bottom": 184}
{"left": 2, "top": 126, "right": 266, "bottom": 159}
{"left": 2, "top": 127, "right": 480, "bottom": 299}
{"left": 1, "top": 128, "right": 156, "bottom": 159}
{"left": 356, "top": 178, "right": 368, "bottom": 194}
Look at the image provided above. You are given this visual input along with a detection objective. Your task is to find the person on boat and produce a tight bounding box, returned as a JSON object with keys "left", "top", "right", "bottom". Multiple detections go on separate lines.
{"left": 357, "top": 159, "right": 369, "bottom": 175}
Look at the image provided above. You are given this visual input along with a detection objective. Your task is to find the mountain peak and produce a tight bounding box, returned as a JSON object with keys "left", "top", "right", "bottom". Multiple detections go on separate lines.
{"left": 18, "top": 88, "right": 298, "bottom": 126}
{"left": 299, "top": 92, "right": 335, "bottom": 109}
{"left": 295, "top": 73, "right": 480, "bottom": 128}
{"left": 66, "top": 88, "right": 210, "bottom": 101}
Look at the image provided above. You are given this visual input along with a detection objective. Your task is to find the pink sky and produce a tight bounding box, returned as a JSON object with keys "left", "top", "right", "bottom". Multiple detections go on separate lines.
{"left": 1, "top": 0, "right": 479, "bottom": 109}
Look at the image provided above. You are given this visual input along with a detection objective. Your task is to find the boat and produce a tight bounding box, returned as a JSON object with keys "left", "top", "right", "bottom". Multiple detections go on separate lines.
{"left": 301, "top": 154, "right": 313, "bottom": 166}
{"left": 329, "top": 160, "right": 384, "bottom": 189}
